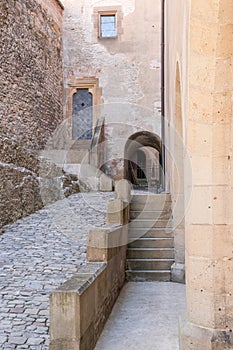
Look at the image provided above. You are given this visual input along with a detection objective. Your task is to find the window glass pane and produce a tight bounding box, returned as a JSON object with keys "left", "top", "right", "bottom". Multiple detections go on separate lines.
{"left": 101, "top": 15, "right": 116, "bottom": 37}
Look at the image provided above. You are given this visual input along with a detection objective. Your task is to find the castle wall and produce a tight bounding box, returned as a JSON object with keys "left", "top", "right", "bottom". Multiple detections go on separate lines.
{"left": 0, "top": 0, "right": 64, "bottom": 150}
{"left": 0, "top": 0, "right": 66, "bottom": 228}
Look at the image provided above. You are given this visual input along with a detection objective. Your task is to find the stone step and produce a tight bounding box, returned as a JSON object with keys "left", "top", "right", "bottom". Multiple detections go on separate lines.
{"left": 128, "top": 238, "right": 174, "bottom": 249}
{"left": 129, "top": 219, "right": 172, "bottom": 229}
{"left": 130, "top": 194, "right": 172, "bottom": 214}
{"left": 126, "top": 270, "right": 171, "bottom": 282}
{"left": 130, "top": 201, "right": 171, "bottom": 212}
{"left": 127, "top": 248, "right": 174, "bottom": 259}
{"left": 131, "top": 194, "right": 171, "bottom": 203}
{"left": 127, "top": 258, "right": 174, "bottom": 270}
{"left": 127, "top": 193, "right": 173, "bottom": 282}
{"left": 130, "top": 210, "right": 172, "bottom": 220}
{"left": 128, "top": 228, "right": 173, "bottom": 239}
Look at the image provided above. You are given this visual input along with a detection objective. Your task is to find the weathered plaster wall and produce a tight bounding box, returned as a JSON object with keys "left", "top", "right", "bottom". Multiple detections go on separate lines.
{"left": 62, "top": 0, "right": 162, "bottom": 178}
{"left": 0, "top": 0, "right": 63, "bottom": 150}
{"left": 63, "top": 0, "right": 161, "bottom": 108}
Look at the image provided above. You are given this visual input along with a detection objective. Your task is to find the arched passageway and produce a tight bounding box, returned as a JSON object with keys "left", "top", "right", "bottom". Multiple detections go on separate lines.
{"left": 124, "top": 131, "right": 163, "bottom": 191}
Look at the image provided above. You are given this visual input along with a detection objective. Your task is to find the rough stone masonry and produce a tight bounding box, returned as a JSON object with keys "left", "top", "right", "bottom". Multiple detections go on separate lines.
{"left": 0, "top": 0, "right": 67, "bottom": 227}
{"left": 0, "top": 0, "right": 63, "bottom": 150}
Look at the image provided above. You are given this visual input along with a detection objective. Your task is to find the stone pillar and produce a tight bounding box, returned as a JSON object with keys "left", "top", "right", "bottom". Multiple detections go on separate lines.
{"left": 180, "top": 1, "right": 233, "bottom": 349}
{"left": 106, "top": 179, "right": 131, "bottom": 225}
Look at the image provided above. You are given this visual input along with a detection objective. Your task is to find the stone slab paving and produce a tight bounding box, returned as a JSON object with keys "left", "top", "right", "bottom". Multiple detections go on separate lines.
{"left": 95, "top": 281, "right": 186, "bottom": 350}
{"left": 0, "top": 192, "right": 114, "bottom": 349}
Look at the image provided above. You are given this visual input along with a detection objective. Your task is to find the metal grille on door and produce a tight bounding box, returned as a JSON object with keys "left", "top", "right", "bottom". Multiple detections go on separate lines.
{"left": 72, "top": 89, "right": 93, "bottom": 140}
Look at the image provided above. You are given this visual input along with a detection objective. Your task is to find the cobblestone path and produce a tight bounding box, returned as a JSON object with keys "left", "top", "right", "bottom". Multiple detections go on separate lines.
{"left": 0, "top": 192, "right": 113, "bottom": 349}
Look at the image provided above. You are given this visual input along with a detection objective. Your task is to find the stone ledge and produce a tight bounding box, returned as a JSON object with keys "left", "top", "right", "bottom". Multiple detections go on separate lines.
{"left": 54, "top": 263, "right": 106, "bottom": 294}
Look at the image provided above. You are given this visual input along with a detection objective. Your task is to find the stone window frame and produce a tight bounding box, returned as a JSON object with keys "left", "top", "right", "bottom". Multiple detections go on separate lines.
{"left": 92, "top": 6, "right": 124, "bottom": 42}
{"left": 67, "top": 78, "right": 102, "bottom": 143}
{"left": 99, "top": 11, "right": 117, "bottom": 38}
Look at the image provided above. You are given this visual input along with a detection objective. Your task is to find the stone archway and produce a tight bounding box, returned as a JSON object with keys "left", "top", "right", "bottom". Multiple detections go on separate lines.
{"left": 124, "top": 131, "right": 162, "bottom": 190}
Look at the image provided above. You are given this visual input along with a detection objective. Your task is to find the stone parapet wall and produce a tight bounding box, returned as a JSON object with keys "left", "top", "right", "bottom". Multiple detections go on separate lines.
{"left": 50, "top": 228, "right": 127, "bottom": 350}
{"left": 50, "top": 187, "right": 130, "bottom": 350}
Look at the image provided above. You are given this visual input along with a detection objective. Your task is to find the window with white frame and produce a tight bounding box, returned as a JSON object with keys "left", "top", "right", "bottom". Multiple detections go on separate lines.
{"left": 99, "top": 12, "right": 117, "bottom": 38}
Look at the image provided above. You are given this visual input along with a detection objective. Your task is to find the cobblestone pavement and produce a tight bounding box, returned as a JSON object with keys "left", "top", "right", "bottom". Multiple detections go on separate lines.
{"left": 0, "top": 192, "right": 114, "bottom": 349}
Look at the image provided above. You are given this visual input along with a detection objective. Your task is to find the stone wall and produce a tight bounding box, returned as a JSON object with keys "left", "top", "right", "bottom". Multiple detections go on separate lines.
{"left": 0, "top": 0, "right": 67, "bottom": 228}
{"left": 0, "top": 0, "right": 63, "bottom": 150}
{"left": 0, "top": 138, "right": 80, "bottom": 229}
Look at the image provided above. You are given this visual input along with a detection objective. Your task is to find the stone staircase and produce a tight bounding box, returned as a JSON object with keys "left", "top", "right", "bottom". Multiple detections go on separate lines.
{"left": 126, "top": 194, "right": 174, "bottom": 281}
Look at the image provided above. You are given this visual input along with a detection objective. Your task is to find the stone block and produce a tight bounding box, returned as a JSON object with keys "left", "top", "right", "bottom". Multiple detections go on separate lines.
{"left": 115, "top": 180, "right": 131, "bottom": 203}
{"left": 107, "top": 199, "right": 124, "bottom": 225}
{"left": 87, "top": 227, "right": 128, "bottom": 262}
{"left": 171, "top": 262, "right": 185, "bottom": 284}
{"left": 87, "top": 228, "right": 109, "bottom": 262}
{"left": 99, "top": 173, "right": 113, "bottom": 192}
{"left": 190, "top": 18, "right": 218, "bottom": 57}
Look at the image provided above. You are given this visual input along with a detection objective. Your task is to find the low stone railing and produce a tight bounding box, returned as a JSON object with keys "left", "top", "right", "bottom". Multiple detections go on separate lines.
{"left": 49, "top": 180, "right": 131, "bottom": 350}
